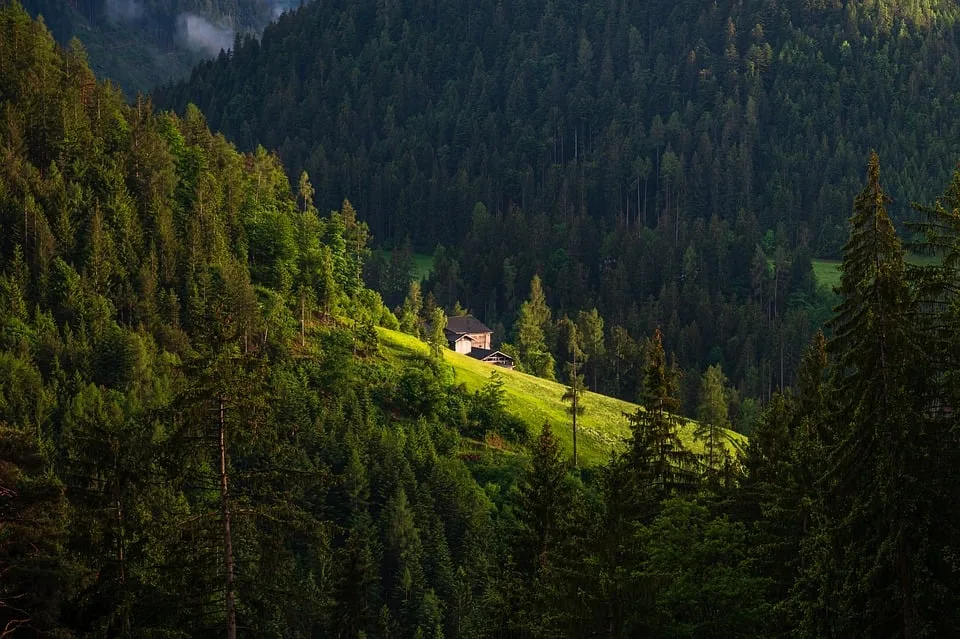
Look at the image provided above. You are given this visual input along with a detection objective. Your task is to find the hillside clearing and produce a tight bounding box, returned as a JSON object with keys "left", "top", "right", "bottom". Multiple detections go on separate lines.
{"left": 377, "top": 327, "right": 747, "bottom": 466}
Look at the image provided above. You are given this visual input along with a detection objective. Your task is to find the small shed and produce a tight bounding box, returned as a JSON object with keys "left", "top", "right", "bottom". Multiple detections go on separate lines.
{"left": 467, "top": 348, "right": 515, "bottom": 369}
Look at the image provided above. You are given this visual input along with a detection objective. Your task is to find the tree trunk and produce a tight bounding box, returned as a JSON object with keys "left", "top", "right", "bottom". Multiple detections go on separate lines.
{"left": 573, "top": 351, "right": 579, "bottom": 468}
{"left": 219, "top": 395, "right": 237, "bottom": 639}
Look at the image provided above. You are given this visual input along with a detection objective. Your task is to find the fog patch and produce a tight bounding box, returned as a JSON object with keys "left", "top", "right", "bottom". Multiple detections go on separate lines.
{"left": 105, "top": 0, "right": 143, "bottom": 22}
{"left": 177, "top": 13, "right": 234, "bottom": 56}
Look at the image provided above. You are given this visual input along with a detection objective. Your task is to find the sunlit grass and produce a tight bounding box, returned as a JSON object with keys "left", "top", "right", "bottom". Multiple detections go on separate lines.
{"left": 812, "top": 259, "right": 841, "bottom": 293}
{"left": 377, "top": 327, "right": 748, "bottom": 466}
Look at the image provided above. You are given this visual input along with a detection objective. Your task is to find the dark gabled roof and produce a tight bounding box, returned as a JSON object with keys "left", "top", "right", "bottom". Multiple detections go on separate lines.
{"left": 467, "top": 348, "right": 514, "bottom": 363}
{"left": 445, "top": 315, "right": 492, "bottom": 336}
{"left": 445, "top": 329, "right": 473, "bottom": 342}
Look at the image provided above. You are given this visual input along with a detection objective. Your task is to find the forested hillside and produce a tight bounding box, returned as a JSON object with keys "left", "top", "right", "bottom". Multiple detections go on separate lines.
{"left": 155, "top": 0, "right": 960, "bottom": 409}
{"left": 21, "top": 0, "right": 298, "bottom": 94}
{"left": 158, "top": 0, "right": 960, "bottom": 249}
{"left": 4, "top": 5, "right": 960, "bottom": 637}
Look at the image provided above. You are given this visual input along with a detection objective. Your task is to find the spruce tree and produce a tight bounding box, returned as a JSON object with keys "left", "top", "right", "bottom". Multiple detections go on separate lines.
{"left": 696, "top": 363, "right": 732, "bottom": 477}
{"left": 626, "top": 328, "right": 699, "bottom": 511}
{"left": 807, "top": 152, "right": 954, "bottom": 637}
{"left": 514, "top": 275, "right": 555, "bottom": 379}
{"left": 560, "top": 317, "right": 586, "bottom": 467}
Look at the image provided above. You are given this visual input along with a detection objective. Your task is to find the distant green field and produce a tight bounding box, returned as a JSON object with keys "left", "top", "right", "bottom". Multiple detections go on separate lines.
{"left": 375, "top": 250, "right": 435, "bottom": 281}
{"left": 410, "top": 253, "right": 434, "bottom": 280}
{"left": 812, "top": 259, "right": 842, "bottom": 292}
{"left": 377, "top": 327, "right": 747, "bottom": 466}
{"left": 813, "top": 253, "right": 941, "bottom": 292}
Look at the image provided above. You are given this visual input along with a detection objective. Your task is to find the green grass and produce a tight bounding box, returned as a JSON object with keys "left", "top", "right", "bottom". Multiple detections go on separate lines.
{"left": 377, "top": 327, "right": 748, "bottom": 466}
{"left": 410, "top": 253, "right": 434, "bottom": 280}
{"left": 375, "top": 250, "right": 435, "bottom": 281}
{"left": 813, "top": 253, "right": 941, "bottom": 292}
{"left": 812, "top": 259, "right": 842, "bottom": 292}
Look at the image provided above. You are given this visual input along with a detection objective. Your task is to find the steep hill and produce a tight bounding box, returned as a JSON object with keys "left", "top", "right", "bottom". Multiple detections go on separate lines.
{"left": 153, "top": 0, "right": 960, "bottom": 408}
{"left": 21, "top": 0, "right": 299, "bottom": 94}
{"left": 378, "top": 327, "right": 747, "bottom": 466}
{"left": 156, "top": 0, "right": 960, "bottom": 252}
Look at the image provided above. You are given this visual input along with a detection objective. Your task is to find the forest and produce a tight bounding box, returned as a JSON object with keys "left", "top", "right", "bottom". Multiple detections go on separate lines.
{"left": 20, "top": 0, "right": 293, "bottom": 94}
{"left": 153, "top": 0, "right": 960, "bottom": 409}
{"left": 3, "top": 1, "right": 960, "bottom": 637}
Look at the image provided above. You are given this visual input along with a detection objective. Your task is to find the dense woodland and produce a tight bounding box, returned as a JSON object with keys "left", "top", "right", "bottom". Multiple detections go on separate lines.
{"left": 155, "top": 0, "right": 960, "bottom": 407}
{"left": 21, "top": 0, "right": 290, "bottom": 94}
{"left": 3, "top": 3, "right": 960, "bottom": 638}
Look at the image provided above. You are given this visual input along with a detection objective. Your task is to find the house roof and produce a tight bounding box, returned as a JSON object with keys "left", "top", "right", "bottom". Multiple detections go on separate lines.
{"left": 446, "top": 330, "right": 474, "bottom": 343}
{"left": 467, "top": 348, "right": 514, "bottom": 363}
{"left": 445, "top": 315, "right": 492, "bottom": 336}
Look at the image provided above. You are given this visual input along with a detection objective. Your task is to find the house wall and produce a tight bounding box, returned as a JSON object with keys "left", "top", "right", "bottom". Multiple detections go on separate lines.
{"left": 466, "top": 332, "right": 491, "bottom": 349}
{"left": 454, "top": 338, "right": 473, "bottom": 354}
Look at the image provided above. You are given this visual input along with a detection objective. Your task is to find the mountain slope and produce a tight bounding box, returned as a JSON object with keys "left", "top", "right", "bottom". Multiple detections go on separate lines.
{"left": 156, "top": 0, "right": 960, "bottom": 252}
{"left": 378, "top": 327, "right": 747, "bottom": 466}
{"left": 21, "top": 0, "right": 298, "bottom": 94}
{"left": 152, "top": 0, "right": 960, "bottom": 407}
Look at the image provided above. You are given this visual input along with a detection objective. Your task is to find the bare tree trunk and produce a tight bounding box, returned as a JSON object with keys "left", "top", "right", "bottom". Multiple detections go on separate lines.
{"left": 573, "top": 350, "right": 579, "bottom": 468}
{"left": 219, "top": 396, "right": 237, "bottom": 639}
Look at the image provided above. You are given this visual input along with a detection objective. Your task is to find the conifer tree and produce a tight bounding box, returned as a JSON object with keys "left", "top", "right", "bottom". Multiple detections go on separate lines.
{"left": 625, "top": 328, "right": 699, "bottom": 511}
{"left": 428, "top": 306, "right": 447, "bottom": 359}
{"left": 696, "top": 364, "right": 731, "bottom": 477}
{"left": 514, "top": 275, "right": 556, "bottom": 379}
{"left": 560, "top": 317, "right": 586, "bottom": 467}
{"left": 807, "top": 152, "right": 954, "bottom": 637}
{"left": 509, "top": 422, "right": 581, "bottom": 636}
{"left": 400, "top": 280, "right": 424, "bottom": 336}
{"left": 0, "top": 424, "right": 79, "bottom": 637}
{"left": 576, "top": 308, "right": 604, "bottom": 392}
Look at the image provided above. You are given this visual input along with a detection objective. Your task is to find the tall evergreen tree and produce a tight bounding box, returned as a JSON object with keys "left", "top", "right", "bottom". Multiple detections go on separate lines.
{"left": 625, "top": 328, "right": 700, "bottom": 512}
{"left": 514, "top": 275, "right": 555, "bottom": 380}
{"left": 804, "top": 152, "right": 956, "bottom": 637}
{"left": 560, "top": 317, "right": 586, "bottom": 468}
{"left": 696, "top": 364, "right": 732, "bottom": 478}
{"left": 506, "top": 422, "right": 582, "bottom": 637}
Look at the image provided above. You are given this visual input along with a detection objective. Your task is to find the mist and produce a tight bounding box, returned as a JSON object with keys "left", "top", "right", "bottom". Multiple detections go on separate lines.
{"left": 177, "top": 13, "right": 234, "bottom": 56}
{"left": 105, "top": 0, "right": 143, "bottom": 22}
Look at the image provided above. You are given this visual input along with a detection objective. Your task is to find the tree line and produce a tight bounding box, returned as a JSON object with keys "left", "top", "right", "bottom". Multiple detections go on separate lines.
{"left": 3, "top": 6, "right": 960, "bottom": 637}
{"left": 155, "top": 0, "right": 960, "bottom": 407}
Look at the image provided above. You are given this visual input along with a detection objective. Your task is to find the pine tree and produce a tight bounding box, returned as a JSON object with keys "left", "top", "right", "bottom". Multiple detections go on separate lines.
{"left": 576, "top": 308, "right": 604, "bottom": 392}
{"left": 514, "top": 275, "right": 555, "bottom": 379}
{"left": 0, "top": 424, "right": 81, "bottom": 637}
{"left": 400, "top": 280, "right": 424, "bottom": 336}
{"left": 807, "top": 152, "right": 955, "bottom": 637}
{"left": 696, "top": 364, "right": 731, "bottom": 478}
{"left": 625, "top": 328, "right": 699, "bottom": 511}
{"left": 428, "top": 306, "right": 447, "bottom": 359}
{"left": 509, "top": 422, "right": 581, "bottom": 636}
{"left": 559, "top": 317, "right": 586, "bottom": 467}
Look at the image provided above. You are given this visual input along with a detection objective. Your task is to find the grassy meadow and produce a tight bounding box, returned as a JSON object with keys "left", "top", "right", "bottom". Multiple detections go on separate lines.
{"left": 377, "top": 327, "right": 748, "bottom": 466}
{"left": 812, "top": 259, "right": 842, "bottom": 292}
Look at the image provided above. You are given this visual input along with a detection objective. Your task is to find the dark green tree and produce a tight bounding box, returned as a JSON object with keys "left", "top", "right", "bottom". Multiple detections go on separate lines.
{"left": 805, "top": 152, "right": 955, "bottom": 637}
{"left": 695, "top": 363, "right": 732, "bottom": 479}
{"left": 559, "top": 316, "right": 586, "bottom": 467}
{"left": 514, "top": 275, "right": 555, "bottom": 379}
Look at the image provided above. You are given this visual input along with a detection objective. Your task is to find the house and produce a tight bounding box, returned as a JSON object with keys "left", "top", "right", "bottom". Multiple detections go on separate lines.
{"left": 444, "top": 315, "right": 493, "bottom": 350}
{"left": 442, "top": 315, "right": 515, "bottom": 369}
{"left": 465, "top": 348, "right": 515, "bottom": 368}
